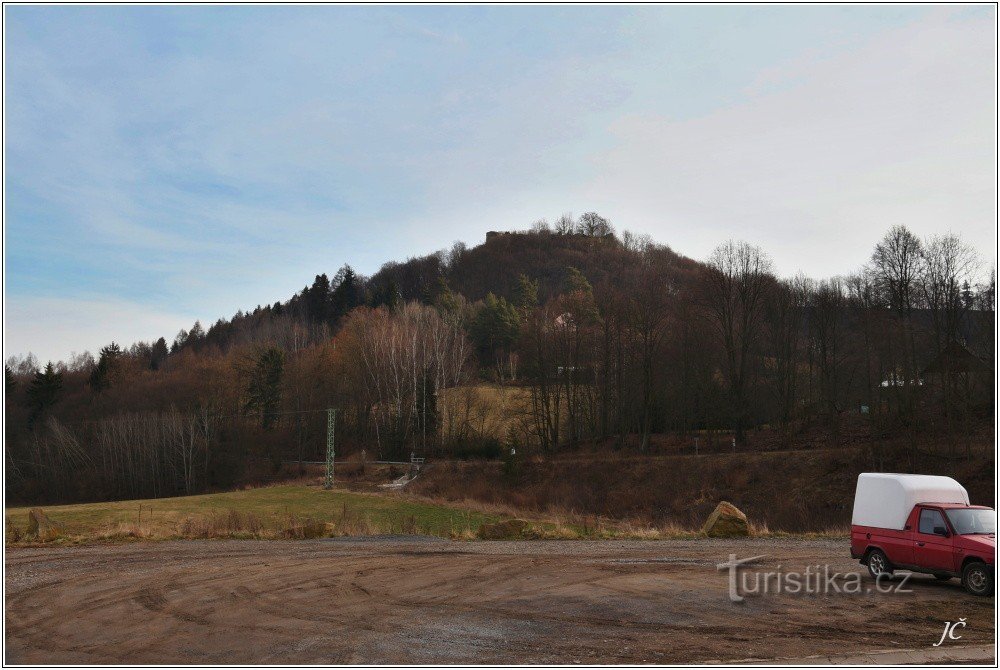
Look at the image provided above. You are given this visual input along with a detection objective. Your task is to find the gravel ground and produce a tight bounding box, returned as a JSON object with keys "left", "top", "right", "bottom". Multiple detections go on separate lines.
{"left": 5, "top": 537, "right": 995, "bottom": 664}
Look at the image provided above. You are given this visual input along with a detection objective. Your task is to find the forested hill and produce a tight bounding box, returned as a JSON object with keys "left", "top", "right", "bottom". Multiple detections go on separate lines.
{"left": 5, "top": 216, "right": 995, "bottom": 505}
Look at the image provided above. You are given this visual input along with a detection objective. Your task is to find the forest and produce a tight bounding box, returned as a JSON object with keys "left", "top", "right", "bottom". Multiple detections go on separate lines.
{"left": 5, "top": 214, "right": 995, "bottom": 505}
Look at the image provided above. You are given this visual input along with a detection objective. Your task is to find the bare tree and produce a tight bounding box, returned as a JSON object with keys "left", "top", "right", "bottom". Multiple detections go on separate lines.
{"left": 808, "top": 278, "right": 851, "bottom": 443}
{"left": 577, "top": 212, "right": 613, "bottom": 237}
{"left": 765, "top": 275, "right": 808, "bottom": 430}
{"left": 703, "top": 240, "right": 774, "bottom": 444}
{"left": 554, "top": 213, "right": 576, "bottom": 235}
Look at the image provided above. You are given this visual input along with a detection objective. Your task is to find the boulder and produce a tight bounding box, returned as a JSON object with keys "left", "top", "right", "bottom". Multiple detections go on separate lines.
{"left": 477, "top": 518, "right": 530, "bottom": 540}
{"left": 701, "top": 501, "right": 750, "bottom": 538}
{"left": 283, "top": 520, "right": 328, "bottom": 539}
{"left": 26, "top": 508, "right": 61, "bottom": 542}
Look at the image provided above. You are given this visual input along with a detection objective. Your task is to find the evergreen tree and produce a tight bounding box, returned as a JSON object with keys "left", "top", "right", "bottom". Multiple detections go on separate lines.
{"left": 513, "top": 274, "right": 539, "bottom": 312}
{"left": 171, "top": 329, "right": 188, "bottom": 353}
{"left": 150, "top": 337, "right": 169, "bottom": 370}
{"left": 433, "top": 276, "right": 461, "bottom": 314}
{"left": 89, "top": 343, "right": 122, "bottom": 391}
{"left": 306, "top": 274, "right": 332, "bottom": 323}
{"left": 188, "top": 321, "right": 205, "bottom": 342}
{"left": 244, "top": 347, "right": 284, "bottom": 430}
{"left": 331, "top": 265, "right": 361, "bottom": 321}
{"left": 961, "top": 280, "right": 975, "bottom": 309}
{"left": 371, "top": 279, "right": 402, "bottom": 310}
{"left": 27, "top": 362, "right": 62, "bottom": 425}
{"left": 470, "top": 293, "right": 522, "bottom": 364}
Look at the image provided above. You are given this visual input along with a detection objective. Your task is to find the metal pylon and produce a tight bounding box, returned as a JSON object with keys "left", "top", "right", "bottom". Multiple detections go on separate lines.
{"left": 324, "top": 408, "right": 336, "bottom": 489}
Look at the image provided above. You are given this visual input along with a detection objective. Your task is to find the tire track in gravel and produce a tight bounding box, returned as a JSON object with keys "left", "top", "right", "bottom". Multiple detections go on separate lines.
{"left": 5, "top": 538, "right": 995, "bottom": 664}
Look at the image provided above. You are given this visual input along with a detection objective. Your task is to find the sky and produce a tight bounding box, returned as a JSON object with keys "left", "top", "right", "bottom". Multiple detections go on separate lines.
{"left": 4, "top": 5, "right": 997, "bottom": 364}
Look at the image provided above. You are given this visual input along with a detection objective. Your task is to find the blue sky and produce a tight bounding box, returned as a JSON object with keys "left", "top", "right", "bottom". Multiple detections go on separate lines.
{"left": 4, "top": 5, "right": 997, "bottom": 364}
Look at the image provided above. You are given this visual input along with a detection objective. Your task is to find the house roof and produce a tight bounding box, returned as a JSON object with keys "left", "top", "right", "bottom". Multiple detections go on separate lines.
{"left": 921, "top": 342, "right": 992, "bottom": 376}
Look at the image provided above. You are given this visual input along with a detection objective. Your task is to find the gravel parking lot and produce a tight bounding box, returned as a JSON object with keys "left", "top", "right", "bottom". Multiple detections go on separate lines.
{"left": 5, "top": 537, "right": 995, "bottom": 664}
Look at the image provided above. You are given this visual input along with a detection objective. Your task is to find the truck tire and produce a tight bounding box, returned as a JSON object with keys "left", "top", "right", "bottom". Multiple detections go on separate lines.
{"left": 961, "top": 562, "right": 992, "bottom": 596}
{"left": 866, "top": 549, "right": 893, "bottom": 579}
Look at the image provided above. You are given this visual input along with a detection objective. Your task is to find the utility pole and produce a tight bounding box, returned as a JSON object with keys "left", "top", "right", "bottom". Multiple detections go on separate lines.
{"left": 324, "top": 408, "right": 337, "bottom": 490}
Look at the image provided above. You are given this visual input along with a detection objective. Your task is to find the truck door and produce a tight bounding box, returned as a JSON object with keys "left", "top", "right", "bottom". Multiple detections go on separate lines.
{"left": 914, "top": 508, "right": 955, "bottom": 573}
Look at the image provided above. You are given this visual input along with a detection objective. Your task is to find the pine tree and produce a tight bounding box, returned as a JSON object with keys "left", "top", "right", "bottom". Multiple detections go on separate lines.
{"left": 433, "top": 276, "right": 460, "bottom": 314}
{"left": 513, "top": 274, "right": 539, "bottom": 312}
{"left": 470, "top": 293, "right": 522, "bottom": 364}
{"left": 306, "top": 274, "right": 332, "bottom": 323}
{"left": 171, "top": 329, "right": 188, "bottom": 353}
{"left": 89, "top": 342, "right": 122, "bottom": 391}
{"left": 27, "top": 362, "right": 62, "bottom": 425}
{"left": 150, "top": 337, "right": 169, "bottom": 370}
{"left": 331, "top": 265, "right": 361, "bottom": 322}
{"left": 244, "top": 347, "right": 284, "bottom": 430}
{"left": 188, "top": 321, "right": 205, "bottom": 342}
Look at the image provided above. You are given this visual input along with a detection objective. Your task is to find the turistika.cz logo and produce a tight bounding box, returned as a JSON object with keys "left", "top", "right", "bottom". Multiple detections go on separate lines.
{"left": 716, "top": 554, "right": 912, "bottom": 602}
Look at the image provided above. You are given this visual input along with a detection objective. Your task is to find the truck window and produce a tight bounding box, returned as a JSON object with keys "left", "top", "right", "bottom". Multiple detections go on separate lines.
{"left": 945, "top": 508, "right": 997, "bottom": 535}
{"left": 918, "top": 509, "right": 946, "bottom": 535}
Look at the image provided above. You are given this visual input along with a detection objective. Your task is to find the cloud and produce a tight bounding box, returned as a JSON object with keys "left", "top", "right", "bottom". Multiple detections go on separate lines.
{"left": 3, "top": 6, "right": 996, "bottom": 365}
{"left": 583, "top": 10, "right": 997, "bottom": 277}
{"left": 4, "top": 296, "right": 196, "bottom": 365}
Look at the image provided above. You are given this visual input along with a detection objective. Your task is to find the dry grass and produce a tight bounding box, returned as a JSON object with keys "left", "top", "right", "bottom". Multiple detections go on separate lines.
{"left": 4, "top": 485, "right": 505, "bottom": 546}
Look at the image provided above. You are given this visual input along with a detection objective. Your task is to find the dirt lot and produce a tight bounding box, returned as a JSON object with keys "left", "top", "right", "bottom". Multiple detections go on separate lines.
{"left": 5, "top": 537, "right": 995, "bottom": 664}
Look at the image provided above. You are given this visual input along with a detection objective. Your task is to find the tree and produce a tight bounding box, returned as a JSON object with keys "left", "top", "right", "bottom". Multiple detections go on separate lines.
{"left": 808, "top": 279, "right": 850, "bottom": 442}
{"left": 870, "top": 225, "right": 923, "bottom": 423}
{"left": 764, "top": 276, "right": 808, "bottom": 428}
{"left": 469, "top": 293, "right": 522, "bottom": 378}
{"left": 624, "top": 252, "right": 674, "bottom": 451}
{"left": 171, "top": 329, "right": 188, "bottom": 353}
{"left": 433, "top": 276, "right": 461, "bottom": 315}
{"left": 551, "top": 267, "right": 601, "bottom": 445}
{"left": 306, "top": 274, "right": 332, "bottom": 323}
{"left": 703, "top": 240, "right": 774, "bottom": 444}
{"left": 921, "top": 233, "right": 978, "bottom": 352}
{"left": 244, "top": 348, "right": 285, "bottom": 430}
{"left": 187, "top": 321, "right": 205, "bottom": 346}
{"left": 331, "top": 265, "right": 362, "bottom": 322}
{"left": 554, "top": 213, "right": 575, "bottom": 235}
{"left": 371, "top": 279, "right": 401, "bottom": 310}
{"left": 872, "top": 225, "right": 922, "bottom": 316}
{"left": 577, "top": 212, "right": 613, "bottom": 237}
{"left": 150, "top": 337, "right": 169, "bottom": 370}
{"left": 513, "top": 274, "right": 539, "bottom": 313}
{"left": 27, "top": 362, "right": 63, "bottom": 425}
{"left": 89, "top": 342, "right": 123, "bottom": 392}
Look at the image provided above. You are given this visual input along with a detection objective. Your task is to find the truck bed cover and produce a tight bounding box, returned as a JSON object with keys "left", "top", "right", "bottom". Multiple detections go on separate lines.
{"left": 851, "top": 473, "right": 970, "bottom": 530}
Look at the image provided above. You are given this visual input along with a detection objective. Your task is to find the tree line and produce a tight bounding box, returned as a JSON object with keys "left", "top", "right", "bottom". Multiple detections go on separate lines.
{"left": 5, "top": 216, "right": 994, "bottom": 504}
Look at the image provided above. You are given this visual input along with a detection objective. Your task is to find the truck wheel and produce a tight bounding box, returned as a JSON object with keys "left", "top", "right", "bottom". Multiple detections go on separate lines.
{"left": 933, "top": 573, "right": 952, "bottom": 581}
{"left": 866, "top": 549, "right": 893, "bottom": 579}
{"left": 961, "top": 562, "right": 992, "bottom": 596}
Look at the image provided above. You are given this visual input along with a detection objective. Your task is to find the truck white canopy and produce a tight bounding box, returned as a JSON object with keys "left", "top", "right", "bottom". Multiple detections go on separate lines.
{"left": 851, "top": 473, "right": 970, "bottom": 530}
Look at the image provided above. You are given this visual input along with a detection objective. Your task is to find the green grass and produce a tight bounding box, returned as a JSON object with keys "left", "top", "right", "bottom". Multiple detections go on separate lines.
{"left": 5, "top": 484, "right": 504, "bottom": 545}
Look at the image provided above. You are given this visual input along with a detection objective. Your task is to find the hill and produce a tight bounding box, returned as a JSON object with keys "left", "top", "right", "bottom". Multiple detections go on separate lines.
{"left": 4, "top": 219, "right": 994, "bottom": 508}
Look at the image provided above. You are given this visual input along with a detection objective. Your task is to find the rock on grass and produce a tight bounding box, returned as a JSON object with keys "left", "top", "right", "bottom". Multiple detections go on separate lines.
{"left": 477, "top": 518, "right": 530, "bottom": 540}
{"left": 27, "top": 509, "right": 61, "bottom": 542}
{"left": 701, "top": 501, "right": 749, "bottom": 538}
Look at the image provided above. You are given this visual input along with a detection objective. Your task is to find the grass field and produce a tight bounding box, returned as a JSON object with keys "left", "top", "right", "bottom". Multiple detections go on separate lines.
{"left": 5, "top": 485, "right": 508, "bottom": 545}
{"left": 5, "top": 482, "right": 723, "bottom": 546}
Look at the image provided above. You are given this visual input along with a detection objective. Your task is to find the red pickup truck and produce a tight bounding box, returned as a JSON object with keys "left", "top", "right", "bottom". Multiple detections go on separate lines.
{"left": 850, "top": 474, "right": 995, "bottom": 596}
